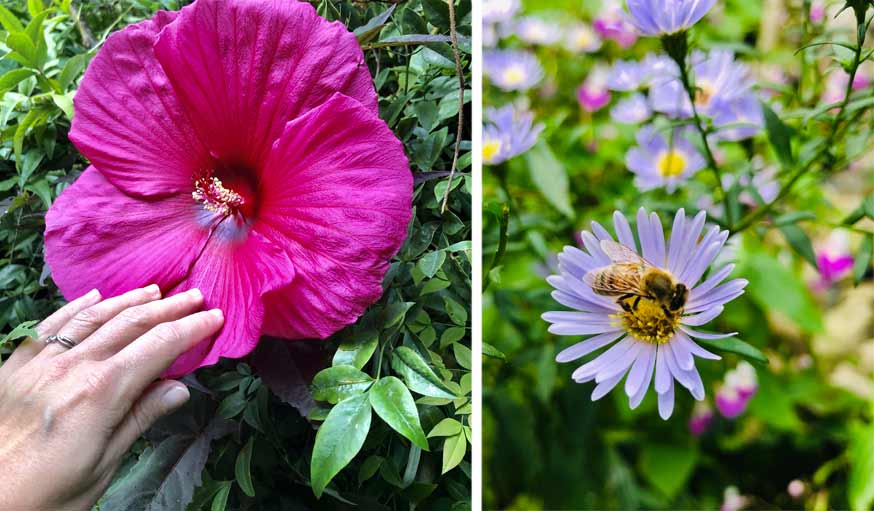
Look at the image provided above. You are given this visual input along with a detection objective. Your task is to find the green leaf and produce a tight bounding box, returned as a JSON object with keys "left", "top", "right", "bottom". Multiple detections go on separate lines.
{"left": 639, "top": 444, "right": 698, "bottom": 499}
{"left": 234, "top": 437, "right": 255, "bottom": 497}
{"left": 778, "top": 224, "right": 817, "bottom": 268}
{"left": 853, "top": 234, "right": 873, "bottom": 285}
{"left": 694, "top": 336, "right": 768, "bottom": 365}
{"left": 443, "top": 296, "right": 467, "bottom": 326}
{"left": 210, "top": 482, "right": 231, "bottom": 511}
{"left": 417, "top": 250, "right": 446, "bottom": 278}
{"left": 847, "top": 421, "right": 874, "bottom": 511}
{"left": 216, "top": 389, "right": 247, "bottom": 419}
{"left": 6, "top": 33, "right": 38, "bottom": 67}
{"left": 59, "top": 53, "right": 89, "bottom": 90}
{"left": 382, "top": 301, "right": 414, "bottom": 329}
{"left": 427, "top": 417, "right": 462, "bottom": 438}
{"left": 0, "top": 69, "right": 34, "bottom": 93}
{"left": 51, "top": 92, "right": 74, "bottom": 119}
{"left": 482, "top": 342, "right": 505, "bottom": 360}
{"left": 310, "top": 394, "right": 372, "bottom": 498}
{"left": 26, "top": 0, "right": 44, "bottom": 17}
{"left": 358, "top": 455, "right": 383, "bottom": 484}
{"left": 742, "top": 251, "right": 822, "bottom": 332}
{"left": 761, "top": 102, "right": 795, "bottom": 167}
{"left": 452, "top": 343, "right": 471, "bottom": 370}
{"left": 441, "top": 432, "right": 466, "bottom": 474}
{"left": 353, "top": 4, "right": 395, "bottom": 44}
{"left": 391, "top": 346, "right": 457, "bottom": 399}
{"left": 332, "top": 330, "right": 378, "bottom": 369}
{"left": 525, "top": 141, "right": 574, "bottom": 219}
{"left": 0, "top": 5, "right": 25, "bottom": 33}
{"left": 369, "top": 377, "right": 429, "bottom": 450}
{"left": 0, "top": 320, "right": 38, "bottom": 351}
{"left": 311, "top": 365, "right": 374, "bottom": 404}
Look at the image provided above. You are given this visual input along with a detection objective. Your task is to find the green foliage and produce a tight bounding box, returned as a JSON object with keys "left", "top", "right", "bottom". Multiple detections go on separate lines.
{"left": 1, "top": 0, "right": 471, "bottom": 508}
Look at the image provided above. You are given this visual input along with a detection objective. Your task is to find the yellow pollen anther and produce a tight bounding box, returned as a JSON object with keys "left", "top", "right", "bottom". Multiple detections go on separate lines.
{"left": 657, "top": 150, "right": 687, "bottom": 177}
{"left": 611, "top": 299, "right": 682, "bottom": 344}
{"left": 192, "top": 176, "right": 244, "bottom": 216}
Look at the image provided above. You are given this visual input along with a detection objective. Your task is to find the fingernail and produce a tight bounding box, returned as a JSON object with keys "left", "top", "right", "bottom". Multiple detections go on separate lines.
{"left": 145, "top": 284, "right": 161, "bottom": 297}
{"left": 86, "top": 288, "right": 101, "bottom": 301}
{"left": 187, "top": 288, "right": 203, "bottom": 299}
{"left": 162, "top": 384, "right": 190, "bottom": 410}
{"left": 209, "top": 308, "right": 224, "bottom": 320}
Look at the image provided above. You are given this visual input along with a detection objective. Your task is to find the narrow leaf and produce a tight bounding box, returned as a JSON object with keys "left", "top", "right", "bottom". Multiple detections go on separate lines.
{"left": 761, "top": 102, "right": 795, "bottom": 166}
{"left": 695, "top": 336, "right": 768, "bottom": 365}
{"left": 234, "top": 437, "right": 255, "bottom": 497}
{"left": 310, "top": 394, "right": 372, "bottom": 498}
{"left": 369, "top": 377, "right": 429, "bottom": 450}
{"left": 779, "top": 224, "right": 818, "bottom": 268}
{"left": 391, "top": 346, "right": 457, "bottom": 399}
{"left": 853, "top": 234, "right": 873, "bottom": 285}
{"left": 525, "top": 141, "right": 574, "bottom": 219}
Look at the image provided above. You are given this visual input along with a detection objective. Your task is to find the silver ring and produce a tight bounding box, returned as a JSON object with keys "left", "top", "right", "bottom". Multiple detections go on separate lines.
{"left": 46, "top": 334, "right": 78, "bottom": 350}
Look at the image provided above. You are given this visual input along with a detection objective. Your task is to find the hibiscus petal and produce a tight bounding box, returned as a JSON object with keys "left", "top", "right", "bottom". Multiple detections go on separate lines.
{"left": 154, "top": 0, "right": 377, "bottom": 171}
{"left": 44, "top": 167, "right": 213, "bottom": 299}
{"left": 69, "top": 13, "right": 211, "bottom": 197}
{"left": 253, "top": 94, "right": 411, "bottom": 339}
{"left": 165, "top": 230, "right": 295, "bottom": 376}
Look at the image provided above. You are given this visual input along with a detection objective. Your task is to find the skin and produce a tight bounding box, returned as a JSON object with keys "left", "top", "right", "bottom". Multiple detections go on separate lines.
{"left": 0, "top": 285, "right": 224, "bottom": 511}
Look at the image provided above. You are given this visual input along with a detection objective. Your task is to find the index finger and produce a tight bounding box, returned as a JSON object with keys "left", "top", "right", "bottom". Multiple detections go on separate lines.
{"left": 109, "top": 308, "right": 224, "bottom": 403}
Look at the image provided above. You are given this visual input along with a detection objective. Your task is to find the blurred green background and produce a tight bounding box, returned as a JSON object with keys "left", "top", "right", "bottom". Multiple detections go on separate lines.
{"left": 482, "top": 0, "right": 874, "bottom": 509}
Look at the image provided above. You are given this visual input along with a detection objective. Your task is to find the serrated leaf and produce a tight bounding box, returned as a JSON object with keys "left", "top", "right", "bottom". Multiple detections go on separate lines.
{"left": 779, "top": 224, "right": 817, "bottom": 268}
{"left": 311, "top": 365, "right": 374, "bottom": 404}
{"left": 391, "top": 346, "right": 457, "bottom": 399}
{"left": 310, "top": 394, "right": 372, "bottom": 498}
{"left": 234, "top": 437, "right": 255, "bottom": 497}
{"left": 694, "top": 336, "right": 768, "bottom": 365}
{"left": 369, "top": 377, "right": 429, "bottom": 450}
{"left": 525, "top": 141, "right": 574, "bottom": 219}
{"left": 441, "top": 432, "right": 466, "bottom": 474}
{"left": 101, "top": 416, "right": 235, "bottom": 511}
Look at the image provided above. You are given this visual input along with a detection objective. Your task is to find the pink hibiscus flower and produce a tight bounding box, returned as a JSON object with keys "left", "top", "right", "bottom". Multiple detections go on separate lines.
{"left": 44, "top": 0, "right": 412, "bottom": 376}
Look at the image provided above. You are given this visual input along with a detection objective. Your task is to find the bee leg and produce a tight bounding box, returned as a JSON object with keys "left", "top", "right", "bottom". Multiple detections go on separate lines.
{"left": 633, "top": 295, "right": 642, "bottom": 310}
{"left": 617, "top": 294, "right": 634, "bottom": 312}
{"left": 661, "top": 305, "right": 672, "bottom": 317}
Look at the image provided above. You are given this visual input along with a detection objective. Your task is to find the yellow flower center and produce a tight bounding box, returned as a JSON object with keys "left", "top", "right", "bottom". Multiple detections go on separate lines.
{"left": 695, "top": 81, "right": 715, "bottom": 107}
{"left": 657, "top": 150, "right": 687, "bottom": 177}
{"left": 613, "top": 299, "right": 682, "bottom": 344}
{"left": 483, "top": 139, "right": 502, "bottom": 162}
{"left": 575, "top": 32, "right": 591, "bottom": 48}
{"left": 502, "top": 66, "right": 526, "bottom": 85}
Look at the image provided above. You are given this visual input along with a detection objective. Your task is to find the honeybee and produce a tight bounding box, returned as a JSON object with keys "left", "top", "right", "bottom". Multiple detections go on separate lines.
{"left": 583, "top": 240, "right": 688, "bottom": 318}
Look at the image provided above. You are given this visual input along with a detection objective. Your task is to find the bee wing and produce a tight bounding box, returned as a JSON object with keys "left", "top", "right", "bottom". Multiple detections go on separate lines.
{"left": 583, "top": 264, "right": 645, "bottom": 296}
{"left": 599, "top": 239, "right": 659, "bottom": 268}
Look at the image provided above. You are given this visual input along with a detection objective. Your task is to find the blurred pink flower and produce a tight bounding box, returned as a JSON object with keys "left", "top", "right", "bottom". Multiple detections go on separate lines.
{"left": 721, "top": 486, "right": 750, "bottom": 511}
{"left": 715, "top": 362, "right": 757, "bottom": 418}
{"left": 689, "top": 401, "right": 714, "bottom": 436}
{"left": 593, "top": 0, "right": 638, "bottom": 47}
{"left": 577, "top": 65, "right": 612, "bottom": 112}
{"left": 813, "top": 231, "right": 854, "bottom": 290}
{"left": 810, "top": 0, "right": 825, "bottom": 22}
{"left": 45, "top": 0, "right": 412, "bottom": 376}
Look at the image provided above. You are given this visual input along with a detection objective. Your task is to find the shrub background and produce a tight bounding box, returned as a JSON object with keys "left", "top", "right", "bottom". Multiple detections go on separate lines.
{"left": 0, "top": 0, "right": 472, "bottom": 509}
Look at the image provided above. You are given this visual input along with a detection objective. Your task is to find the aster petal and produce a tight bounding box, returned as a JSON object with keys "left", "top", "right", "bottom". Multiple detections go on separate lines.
{"left": 669, "top": 333, "right": 695, "bottom": 370}
{"left": 680, "top": 326, "right": 737, "bottom": 341}
{"left": 555, "top": 331, "right": 625, "bottom": 363}
{"left": 551, "top": 289, "right": 616, "bottom": 314}
{"left": 572, "top": 336, "right": 636, "bottom": 381}
{"left": 686, "top": 279, "right": 748, "bottom": 312}
{"left": 251, "top": 94, "right": 411, "bottom": 339}
{"left": 636, "top": 208, "right": 656, "bottom": 262}
{"left": 68, "top": 12, "right": 211, "bottom": 197}
{"left": 654, "top": 344, "right": 671, "bottom": 393}
{"left": 650, "top": 212, "right": 667, "bottom": 266}
{"left": 45, "top": 167, "right": 213, "bottom": 300}
{"left": 628, "top": 345, "right": 656, "bottom": 408}
{"left": 667, "top": 209, "right": 687, "bottom": 272}
{"left": 165, "top": 230, "right": 294, "bottom": 376}
{"left": 596, "top": 341, "right": 644, "bottom": 382}
{"left": 669, "top": 210, "right": 706, "bottom": 274}
{"left": 591, "top": 371, "right": 625, "bottom": 400}
{"left": 153, "top": 0, "right": 376, "bottom": 171}
{"left": 590, "top": 221, "right": 613, "bottom": 242}
{"left": 658, "top": 379, "right": 675, "bottom": 419}
{"left": 613, "top": 211, "right": 637, "bottom": 252}
{"left": 625, "top": 342, "right": 656, "bottom": 397}
{"left": 690, "top": 263, "right": 735, "bottom": 299}
{"left": 558, "top": 245, "right": 602, "bottom": 279}
{"left": 682, "top": 305, "right": 724, "bottom": 326}
{"left": 580, "top": 231, "right": 611, "bottom": 265}
{"left": 679, "top": 230, "right": 729, "bottom": 285}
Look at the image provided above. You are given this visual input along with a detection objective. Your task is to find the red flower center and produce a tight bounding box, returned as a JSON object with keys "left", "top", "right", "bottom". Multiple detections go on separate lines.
{"left": 192, "top": 163, "right": 258, "bottom": 219}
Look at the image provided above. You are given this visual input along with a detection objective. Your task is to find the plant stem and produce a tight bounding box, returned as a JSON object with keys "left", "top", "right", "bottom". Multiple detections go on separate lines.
{"left": 733, "top": 10, "right": 869, "bottom": 233}
{"left": 441, "top": 0, "right": 465, "bottom": 214}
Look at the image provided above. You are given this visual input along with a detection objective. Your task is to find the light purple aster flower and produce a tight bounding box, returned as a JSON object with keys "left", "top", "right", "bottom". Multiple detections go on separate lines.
{"left": 484, "top": 49, "right": 544, "bottom": 92}
{"left": 516, "top": 16, "right": 562, "bottom": 45}
{"left": 610, "top": 93, "right": 652, "bottom": 124}
{"left": 626, "top": 0, "right": 716, "bottom": 36}
{"left": 641, "top": 53, "right": 680, "bottom": 87}
{"left": 483, "top": 0, "right": 520, "bottom": 24}
{"left": 723, "top": 165, "right": 778, "bottom": 207}
{"left": 650, "top": 50, "right": 762, "bottom": 140}
{"left": 607, "top": 59, "right": 645, "bottom": 91}
{"left": 564, "top": 23, "right": 602, "bottom": 53}
{"left": 626, "top": 125, "right": 705, "bottom": 192}
{"left": 594, "top": 0, "right": 639, "bottom": 47}
{"left": 577, "top": 65, "right": 612, "bottom": 112}
{"left": 545, "top": 208, "right": 747, "bottom": 419}
{"left": 715, "top": 361, "right": 757, "bottom": 418}
{"left": 482, "top": 104, "right": 544, "bottom": 165}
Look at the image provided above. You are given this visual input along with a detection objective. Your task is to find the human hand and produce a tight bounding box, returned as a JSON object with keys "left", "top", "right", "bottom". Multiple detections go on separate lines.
{"left": 0, "top": 285, "right": 224, "bottom": 511}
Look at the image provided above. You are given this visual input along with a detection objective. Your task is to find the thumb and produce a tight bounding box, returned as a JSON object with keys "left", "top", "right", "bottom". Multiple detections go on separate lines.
{"left": 104, "top": 381, "right": 190, "bottom": 462}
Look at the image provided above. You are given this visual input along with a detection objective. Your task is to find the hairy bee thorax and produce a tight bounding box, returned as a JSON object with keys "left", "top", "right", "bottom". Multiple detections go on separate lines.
{"left": 612, "top": 298, "right": 682, "bottom": 344}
